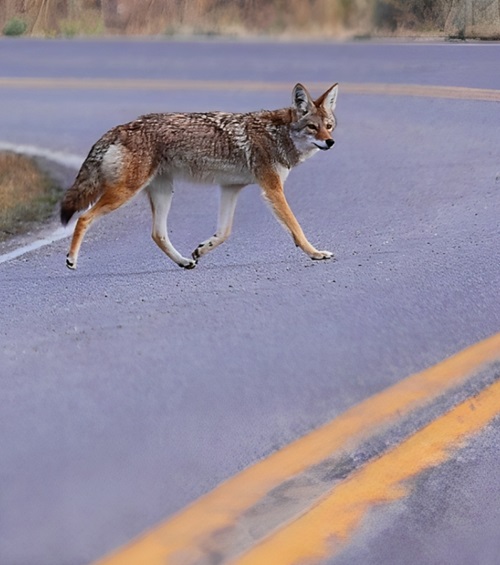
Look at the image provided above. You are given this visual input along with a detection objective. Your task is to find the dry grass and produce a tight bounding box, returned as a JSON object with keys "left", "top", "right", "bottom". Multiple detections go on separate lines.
{"left": 0, "top": 152, "right": 62, "bottom": 241}
{"left": 0, "top": 0, "right": 374, "bottom": 39}
{"left": 2, "top": 0, "right": 499, "bottom": 39}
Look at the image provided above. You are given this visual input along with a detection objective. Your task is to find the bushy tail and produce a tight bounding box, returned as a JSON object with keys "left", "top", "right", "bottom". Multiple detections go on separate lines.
{"left": 60, "top": 139, "right": 110, "bottom": 225}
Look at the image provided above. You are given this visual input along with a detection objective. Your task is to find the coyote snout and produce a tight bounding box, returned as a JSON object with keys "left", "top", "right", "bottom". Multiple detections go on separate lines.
{"left": 61, "top": 82, "right": 339, "bottom": 270}
{"left": 315, "top": 138, "right": 335, "bottom": 151}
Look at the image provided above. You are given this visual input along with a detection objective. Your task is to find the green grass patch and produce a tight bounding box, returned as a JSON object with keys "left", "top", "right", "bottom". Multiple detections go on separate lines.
{"left": 3, "top": 17, "right": 27, "bottom": 36}
{"left": 0, "top": 152, "right": 62, "bottom": 242}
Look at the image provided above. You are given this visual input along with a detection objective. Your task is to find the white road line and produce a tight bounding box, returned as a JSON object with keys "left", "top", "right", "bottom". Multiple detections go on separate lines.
{"left": 0, "top": 141, "right": 83, "bottom": 169}
{"left": 0, "top": 226, "right": 74, "bottom": 265}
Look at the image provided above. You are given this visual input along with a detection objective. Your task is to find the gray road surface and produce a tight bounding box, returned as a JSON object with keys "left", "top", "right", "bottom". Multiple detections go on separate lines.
{"left": 0, "top": 39, "right": 499, "bottom": 565}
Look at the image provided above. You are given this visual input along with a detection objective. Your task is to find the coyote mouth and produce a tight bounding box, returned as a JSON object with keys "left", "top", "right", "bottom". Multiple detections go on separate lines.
{"left": 314, "top": 142, "right": 331, "bottom": 151}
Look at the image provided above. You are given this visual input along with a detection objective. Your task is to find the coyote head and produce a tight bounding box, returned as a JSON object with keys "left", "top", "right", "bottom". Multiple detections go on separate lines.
{"left": 291, "top": 82, "right": 338, "bottom": 154}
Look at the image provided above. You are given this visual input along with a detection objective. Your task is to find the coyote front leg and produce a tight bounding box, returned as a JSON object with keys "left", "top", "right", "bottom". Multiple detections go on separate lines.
{"left": 259, "top": 172, "right": 333, "bottom": 261}
{"left": 192, "top": 184, "right": 245, "bottom": 260}
{"left": 147, "top": 177, "right": 196, "bottom": 269}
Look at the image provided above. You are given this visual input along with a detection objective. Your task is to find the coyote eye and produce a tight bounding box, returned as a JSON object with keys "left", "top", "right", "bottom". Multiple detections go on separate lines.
{"left": 326, "top": 123, "right": 333, "bottom": 130}
{"left": 307, "top": 124, "right": 318, "bottom": 132}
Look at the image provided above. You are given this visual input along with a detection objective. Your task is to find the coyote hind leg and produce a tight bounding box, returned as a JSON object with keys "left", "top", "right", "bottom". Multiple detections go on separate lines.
{"left": 66, "top": 184, "right": 138, "bottom": 270}
{"left": 147, "top": 177, "right": 196, "bottom": 269}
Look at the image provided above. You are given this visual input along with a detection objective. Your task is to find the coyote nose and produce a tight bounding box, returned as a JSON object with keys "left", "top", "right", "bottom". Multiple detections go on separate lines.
{"left": 326, "top": 139, "right": 334, "bottom": 148}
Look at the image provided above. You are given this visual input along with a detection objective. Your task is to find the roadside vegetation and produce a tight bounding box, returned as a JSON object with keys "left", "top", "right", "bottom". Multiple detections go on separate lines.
{"left": 0, "top": 152, "right": 62, "bottom": 242}
{"left": 1, "top": 0, "right": 498, "bottom": 40}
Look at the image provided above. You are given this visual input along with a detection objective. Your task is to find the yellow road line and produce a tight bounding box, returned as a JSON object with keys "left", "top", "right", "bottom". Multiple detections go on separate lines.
{"left": 233, "top": 377, "right": 500, "bottom": 565}
{"left": 1, "top": 77, "right": 500, "bottom": 102}
{"left": 343, "top": 82, "right": 500, "bottom": 102}
{"left": 93, "top": 332, "right": 500, "bottom": 565}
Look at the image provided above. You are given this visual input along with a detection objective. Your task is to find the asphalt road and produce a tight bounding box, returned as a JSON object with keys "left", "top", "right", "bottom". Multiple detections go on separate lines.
{"left": 0, "top": 39, "right": 499, "bottom": 565}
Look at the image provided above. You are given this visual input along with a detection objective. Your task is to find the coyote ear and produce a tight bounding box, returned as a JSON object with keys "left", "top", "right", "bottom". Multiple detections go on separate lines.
{"left": 292, "top": 83, "right": 314, "bottom": 116}
{"left": 316, "top": 83, "right": 339, "bottom": 112}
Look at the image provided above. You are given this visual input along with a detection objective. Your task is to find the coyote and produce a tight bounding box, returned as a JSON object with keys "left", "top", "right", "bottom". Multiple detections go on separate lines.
{"left": 61, "top": 82, "right": 338, "bottom": 270}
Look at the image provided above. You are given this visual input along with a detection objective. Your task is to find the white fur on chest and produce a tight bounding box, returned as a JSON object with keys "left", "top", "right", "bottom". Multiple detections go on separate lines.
{"left": 274, "top": 163, "right": 291, "bottom": 184}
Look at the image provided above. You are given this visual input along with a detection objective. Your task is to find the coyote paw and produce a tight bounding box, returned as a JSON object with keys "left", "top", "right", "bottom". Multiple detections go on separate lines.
{"left": 179, "top": 258, "right": 197, "bottom": 270}
{"left": 66, "top": 254, "right": 77, "bottom": 270}
{"left": 192, "top": 238, "right": 215, "bottom": 260}
{"left": 311, "top": 250, "right": 334, "bottom": 261}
